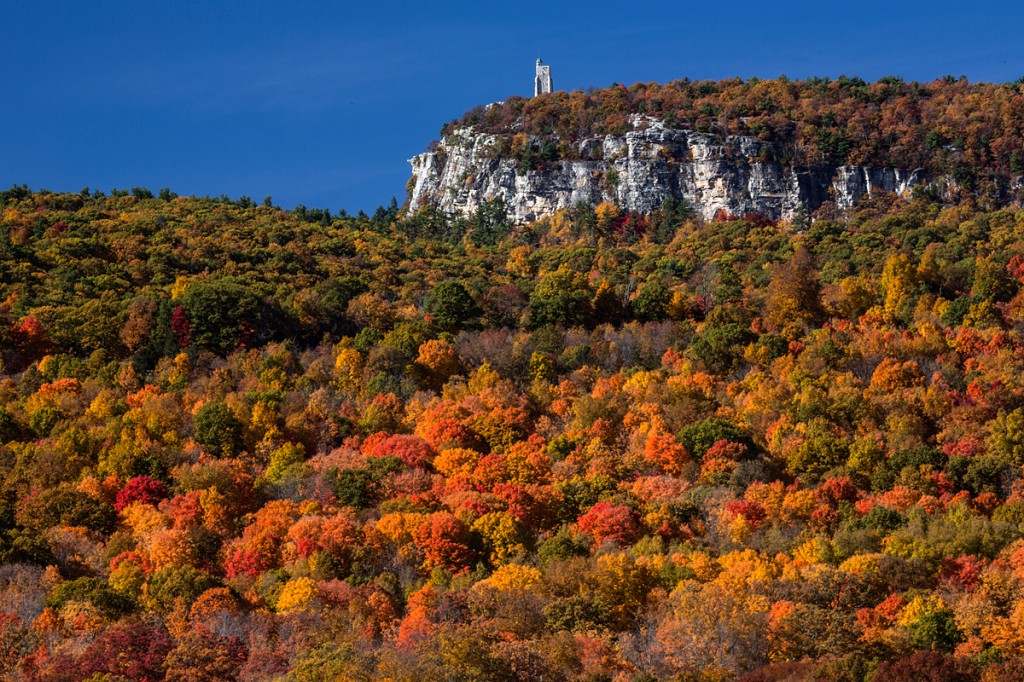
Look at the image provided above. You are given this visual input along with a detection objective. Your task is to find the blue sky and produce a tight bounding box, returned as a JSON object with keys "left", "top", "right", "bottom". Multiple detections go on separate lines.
{"left": 2, "top": 1, "right": 1023, "bottom": 212}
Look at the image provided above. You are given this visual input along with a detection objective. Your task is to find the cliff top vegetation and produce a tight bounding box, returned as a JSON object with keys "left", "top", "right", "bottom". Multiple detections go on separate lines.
{"left": 443, "top": 76, "right": 1024, "bottom": 197}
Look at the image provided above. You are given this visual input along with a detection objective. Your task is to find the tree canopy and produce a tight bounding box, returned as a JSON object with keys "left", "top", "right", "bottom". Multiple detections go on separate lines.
{"left": 2, "top": 183, "right": 1024, "bottom": 679}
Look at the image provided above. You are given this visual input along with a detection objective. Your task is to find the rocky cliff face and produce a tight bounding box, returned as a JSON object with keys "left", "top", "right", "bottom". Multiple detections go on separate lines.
{"left": 408, "top": 117, "right": 926, "bottom": 224}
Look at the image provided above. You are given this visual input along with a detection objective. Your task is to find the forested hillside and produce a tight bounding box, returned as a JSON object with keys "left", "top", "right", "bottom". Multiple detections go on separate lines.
{"left": 3, "top": 184, "right": 1024, "bottom": 680}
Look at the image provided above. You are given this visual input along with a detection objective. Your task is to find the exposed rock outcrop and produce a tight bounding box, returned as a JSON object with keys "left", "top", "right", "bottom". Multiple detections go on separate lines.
{"left": 408, "top": 117, "right": 925, "bottom": 224}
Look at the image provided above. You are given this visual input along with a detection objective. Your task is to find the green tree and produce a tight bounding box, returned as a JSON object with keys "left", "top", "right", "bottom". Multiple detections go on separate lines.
{"left": 909, "top": 609, "right": 963, "bottom": 653}
{"left": 193, "top": 402, "right": 244, "bottom": 457}
{"left": 631, "top": 280, "right": 670, "bottom": 322}
{"left": 688, "top": 322, "right": 755, "bottom": 373}
{"left": 529, "top": 266, "right": 593, "bottom": 328}
{"left": 47, "top": 577, "right": 135, "bottom": 619}
{"left": 468, "top": 197, "right": 512, "bottom": 246}
{"left": 181, "top": 281, "right": 264, "bottom": 355}
{"left": 143, "top": 566, "right": 221, "bottom": 612}
{"left": 678, "top": 417, "right": 751, "bottom": 459}
{"left": 427, "top": 280, "right": 479, "bottom": 330}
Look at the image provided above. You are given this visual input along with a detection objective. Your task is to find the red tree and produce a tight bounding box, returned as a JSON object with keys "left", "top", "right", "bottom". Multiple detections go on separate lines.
{"left": 115, "top": 475, "right": 169, "bottom": 512}
{"left": 76, "top": 623, "right": 174, "bottom": 682}
{"left": 413, "top": 512, "right": 477, "bottom": 572}
{"left": 725, "top": 500, "right": 768, "bottom": 529}
{"left": 873, "top": 651, "right": 977, "bottom": 682}
{"left": 363, "top": 433, "right": 436, "bottom": 468}
{"left": 577, "top": 502, "right": 642, "bottom": 547}
{"left": 171, "top": 305, "right": 192, "bottom": 347}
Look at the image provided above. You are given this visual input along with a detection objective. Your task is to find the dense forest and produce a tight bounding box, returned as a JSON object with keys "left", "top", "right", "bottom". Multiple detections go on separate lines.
{"left": 446, "top": 77, "right": 1024, "bottom": 204}
{"left": 3, "top": 182, "right": 1024, "bottom": 681}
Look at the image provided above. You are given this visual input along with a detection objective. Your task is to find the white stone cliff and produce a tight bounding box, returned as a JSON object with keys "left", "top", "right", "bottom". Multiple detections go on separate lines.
{"left": 407, "top": 117, "right": 926, "bottom": 224}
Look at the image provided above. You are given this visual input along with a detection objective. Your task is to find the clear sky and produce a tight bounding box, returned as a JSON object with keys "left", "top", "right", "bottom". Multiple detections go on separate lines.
{"left": 2, "top": 1, "right": 1023, "bottom": 213}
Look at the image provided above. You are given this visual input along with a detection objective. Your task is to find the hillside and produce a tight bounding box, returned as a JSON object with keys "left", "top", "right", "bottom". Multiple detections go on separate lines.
{"left": 409, "top": 77, "right": 1024, "bottom": 223}
{"left": 3, "top": 183, "right": 1024, "bottom": 679}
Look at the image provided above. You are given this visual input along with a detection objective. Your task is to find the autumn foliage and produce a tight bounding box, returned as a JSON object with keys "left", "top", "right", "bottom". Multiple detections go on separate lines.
{"left": 6, "top": 134, "right": 1024, "bottom": 679}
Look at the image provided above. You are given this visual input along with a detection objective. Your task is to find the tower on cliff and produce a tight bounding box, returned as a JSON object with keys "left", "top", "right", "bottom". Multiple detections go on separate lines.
{"left": 535, "top": 58, "right": 552, "bottom": 96}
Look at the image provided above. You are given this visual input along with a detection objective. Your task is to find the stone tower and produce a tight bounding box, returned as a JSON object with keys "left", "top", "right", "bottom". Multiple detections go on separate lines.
{"left": 535, "top": 58, "right": 552, "bottom": 96}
